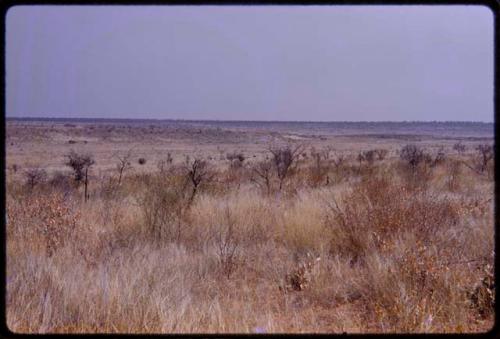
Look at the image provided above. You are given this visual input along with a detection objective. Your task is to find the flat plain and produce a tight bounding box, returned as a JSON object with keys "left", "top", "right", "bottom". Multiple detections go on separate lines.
{"left": 5, "top": 118, "right": 495, "bottom": 333}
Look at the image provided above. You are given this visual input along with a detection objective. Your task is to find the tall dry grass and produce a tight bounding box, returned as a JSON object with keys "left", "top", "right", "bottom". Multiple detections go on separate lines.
{"left": 5, "top": 148, "right": 495, "bottom": 333}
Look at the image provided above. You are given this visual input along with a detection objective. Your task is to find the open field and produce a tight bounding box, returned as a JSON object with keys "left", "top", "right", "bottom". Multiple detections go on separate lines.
{"left": 5, "top": 119, "right": 495, "bottom": 333}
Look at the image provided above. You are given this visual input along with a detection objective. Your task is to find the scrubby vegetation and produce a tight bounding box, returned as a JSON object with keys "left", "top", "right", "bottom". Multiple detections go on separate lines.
{"left": 6, "top": 142, "right": 495, "bottom": 333}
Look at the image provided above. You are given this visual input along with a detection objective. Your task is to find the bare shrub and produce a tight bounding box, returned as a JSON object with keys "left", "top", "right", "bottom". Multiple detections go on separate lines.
{"left": 48, "top": 171, "right": 73, "bottom": 193}
{"left": 399, "top": 145, "right": 434, "bottom": 189}
{"left": 269, "top": 144, "right": 303, "bottom": 190}
{"left": 468, "top": 264, "right": 495, "bottom": 319}
{"left": 374, "top": 149, "right": 389, "bottom": 161}
{"left": 400, "top": 144, "right": 425, "bottom": 169}
{"left": 281, "top": 253, "right": 321, "bottom": 292}
{"left": 225, "top": 153, "right": 248, "bottom": 188}
{"left": 23, "top": 168, "right": 47, "bottom": 190}
{"left": 251, "top": 160, "right": 274, "bottom": 195}
{"left": 184, "top": 157, "right": 214, "bottom": 204}
{"left": 308, "top": 147, "right": 330, "bottom": 187}
{"left": 138, "top": 172, "right": 190, "bottom": 242}
{"left": 474, "top": 144, "right": 493, "bottom": 173}
{"left": 113, "top": 150, "right": 133, "bottom": 185}
{"left": 324, "top": 176, "right": 460, "bottom": 263}
{"left": 226, "top": 152, "right": 245, "bottom": 163}
{"left": 214, "top": 208, "right": 240, "bottom": 278}
{"left": 453, "top": 142, "right": 466, "bottom": 155}
{"left": 424, "top": 146, "right": 446, "bottom": 168}
{"left": 358, "top": 150, "right": 376, "bottom": 165}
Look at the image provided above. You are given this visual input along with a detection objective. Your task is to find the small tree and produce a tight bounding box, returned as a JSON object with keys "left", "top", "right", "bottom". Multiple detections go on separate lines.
{"left": 184, "top": 157, "right": 213, "bottom": 204}
{"left": 252, "top": 160, "right": 273, "bottom": 195}
{"left": 475, "top": 144, "right": 494, "bottom": 173}
{"left": 65, "top": 150, "right": 95, "bottom": 202}
{"left": 269, "top": 144, "right": 303, "bottom": 191}
{"left": 114, "top": 149, "right": 133, "bottom": 186}
{"left": 24, "top": 168, "right": 47, "bottom": 190}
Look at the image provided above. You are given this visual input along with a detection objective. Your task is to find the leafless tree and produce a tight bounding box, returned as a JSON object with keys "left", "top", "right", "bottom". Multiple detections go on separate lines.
{"left": 24, "top": 167, "right": 47, "bottom": 189}
{"left": 269, "top": 144, "right": 304, "bottom": 190}
{"left": 475, "top": 144, "right": 494, "bottom": 173}
{"left": 184, "top": 157, "right": 214, "bottom": 204}
{"left": 65, "top": 150, "right": 95, "bottom": 202}
{"left": 252, "top": 160, "right": 273, "bottom": 195}
{"left": 114, "top": 149, "right": 133, "bottom": 186}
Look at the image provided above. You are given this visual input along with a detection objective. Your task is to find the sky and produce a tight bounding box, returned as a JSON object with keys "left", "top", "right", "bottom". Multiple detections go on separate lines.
{"left": 6, "top": 5, "right": 494, "bottom": 122}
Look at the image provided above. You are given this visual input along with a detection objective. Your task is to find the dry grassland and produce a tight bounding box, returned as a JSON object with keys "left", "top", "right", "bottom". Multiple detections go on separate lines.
{"left": 5, "top": 119, "right": 495, "bottom": 333}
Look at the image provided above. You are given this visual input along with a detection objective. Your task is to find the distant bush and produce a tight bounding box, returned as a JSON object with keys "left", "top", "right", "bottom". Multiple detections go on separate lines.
{"left": 251, "top": 160, "right": 274, "bottom": 195}
{"left": 475, "top": 144, "right": 494, "bottom": 173}
{"left": 23, "top": 168, "right": 47, "bottom": 189}
{"left": 358, "top": 150, "right": 376, "bottom": 165}
{"left": 48, "top": 171, "right": 73, "bottom": 193}
{"left": 453, "top": 142, "right": 466, "bottom": 155}
{"left": 65, "top": 150, "right": 95, "bottom": 202}
{"left": 308, "top": 147, "right": 330, "bottom": 187}
{"left": 227, "top": 152, "right": 245, "bottom": 163}
{"left": 269, "top": 144, "right": 303, "bottom": 191}
{"left": 65, "top": 151, "right": 94, "bottom": 183}
{"left": 400, "top": 144, "right": 425, "bottom": 169}
{"left": 138, "top": 157, "right": 147, "bottom": 165}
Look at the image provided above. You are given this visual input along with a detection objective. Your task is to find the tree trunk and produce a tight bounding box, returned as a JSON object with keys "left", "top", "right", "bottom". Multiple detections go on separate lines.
{"left": 84, "top": 167, "right": 88, "bottom": 202}
{"left": 118, "top": 169, "right": 123, "bottom": 186}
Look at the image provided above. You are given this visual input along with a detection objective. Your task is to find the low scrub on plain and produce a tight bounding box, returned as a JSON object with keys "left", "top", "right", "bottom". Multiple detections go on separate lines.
{"left": 6, "top": 144, "right": 494, "bottom": 333}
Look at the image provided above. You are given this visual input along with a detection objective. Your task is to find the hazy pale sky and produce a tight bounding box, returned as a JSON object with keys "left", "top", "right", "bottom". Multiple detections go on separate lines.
{"left": 6, "top": 5, "right": 494, "bottom": 121}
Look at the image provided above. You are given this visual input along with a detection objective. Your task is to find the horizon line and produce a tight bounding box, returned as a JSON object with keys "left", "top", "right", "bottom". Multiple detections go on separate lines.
{"left": 5, "top": 116, "right": 494, "bottom": 124}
